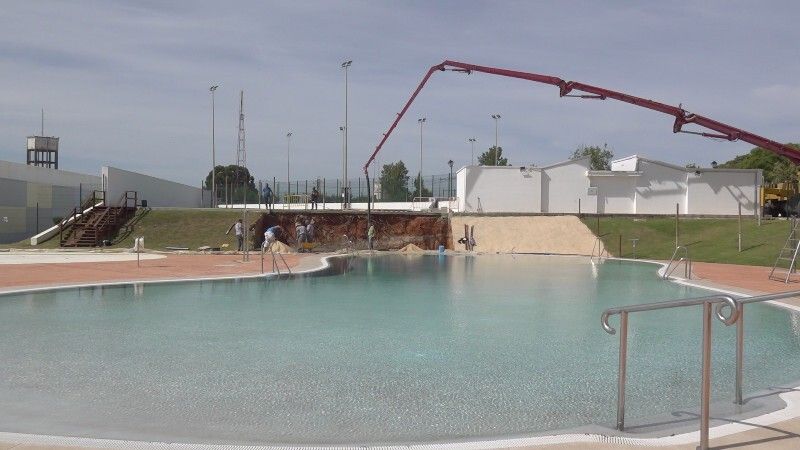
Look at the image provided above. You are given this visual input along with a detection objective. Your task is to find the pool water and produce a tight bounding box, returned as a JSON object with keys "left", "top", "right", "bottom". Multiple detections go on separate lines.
{"left": 1, "top": 254, "right": 799, "bottom": 445}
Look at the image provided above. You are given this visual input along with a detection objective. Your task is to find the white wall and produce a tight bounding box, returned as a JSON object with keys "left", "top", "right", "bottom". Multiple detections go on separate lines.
{"left": 541, "top": 158, "right": 596, "bottom": 213}
{"left": 687, "top": 169, "right": 760, "bottom": 215}
{"left": 457, "top": 165, "right": 541, "bottom": 213}
{"left": 0, "top": 160, "right": 101, "bottom": 243}
{"left": 633, "top": 160, "right": 687, "bottom": 214}
{"left": 0, "top": 160, "right": 99, "bottom": 186}
{"left": 591, "top": 175, "right": 636, "bottom": 214}
{"left": 102, "top": 166, "right": 210, "bottom": 208}
{"left": 454, "top": 155, "right": 760, "bottom": 216}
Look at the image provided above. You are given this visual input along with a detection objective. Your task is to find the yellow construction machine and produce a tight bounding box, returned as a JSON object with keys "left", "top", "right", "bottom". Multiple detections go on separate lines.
{"left": 762, "top": 182, "right": 800, "bottom": 217}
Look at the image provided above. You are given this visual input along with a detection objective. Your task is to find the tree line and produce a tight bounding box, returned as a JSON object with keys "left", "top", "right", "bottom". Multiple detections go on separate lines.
{"left": 203, "top": 141, "right": 800, "bottom": 204}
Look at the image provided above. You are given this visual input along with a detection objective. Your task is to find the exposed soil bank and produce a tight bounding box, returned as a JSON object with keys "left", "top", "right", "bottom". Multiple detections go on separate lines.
{"left": 249, "top": 210, "right": 451, "bottom": 251}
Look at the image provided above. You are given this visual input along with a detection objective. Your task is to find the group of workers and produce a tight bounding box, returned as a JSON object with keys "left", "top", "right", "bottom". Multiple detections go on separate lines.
{"left": 260, "top": 184, "right": 322, "bottom": 210}
{"left": 226, "top": 216, "right": 377, "bottom": 252}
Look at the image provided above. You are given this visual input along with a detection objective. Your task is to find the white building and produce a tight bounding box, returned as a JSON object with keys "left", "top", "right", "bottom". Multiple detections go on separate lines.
{"left": 456, "top": 155, "right": 762, "bottom": 216}
{"left": 0, "top": 160, "right": 211, "bottom": 244}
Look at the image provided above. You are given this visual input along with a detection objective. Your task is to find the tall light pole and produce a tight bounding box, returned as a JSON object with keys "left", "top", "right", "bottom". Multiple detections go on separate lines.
{"left": 418, "top": 117, "right": 426, "bottom": 198}
{"left": 468, "top": 137, "right": 477, "bottom": 165}
{"left": 491, "top": 114, "right": 501, "bottom": 166}
{"left": 339, "top": 126, "right": 345, "bottom": 205}
{"left": 209, "top": 85, "right": 218, "bottom": 207}
{"left": 448, "top": 159, "right": 454, "bottom": 198}
{"left": 341, "top": 60, "right": 352, "bottom": 206}
{"left": 286, "top": 132, "right": 292, "bottom": 198}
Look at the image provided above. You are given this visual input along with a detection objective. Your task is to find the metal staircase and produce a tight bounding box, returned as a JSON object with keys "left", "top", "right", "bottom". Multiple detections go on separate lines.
{"left": 769, "top": 218, "right": 800, "bottom": 283}
{"left": 59, "top": 191, "right": 138, "bottom": 247}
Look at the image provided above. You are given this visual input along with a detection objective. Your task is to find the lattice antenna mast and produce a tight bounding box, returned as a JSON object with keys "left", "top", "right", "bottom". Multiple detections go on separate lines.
{"left": 233, "top": 90, "right": 247, "bottom": 201}
{"left": 236, "top": 90, "right": 246, "bottom": 169}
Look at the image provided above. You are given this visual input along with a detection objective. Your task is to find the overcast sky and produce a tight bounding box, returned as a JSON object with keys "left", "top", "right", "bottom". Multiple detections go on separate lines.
{"left": 1, "top": 1, "right": 798, "bottom": 185}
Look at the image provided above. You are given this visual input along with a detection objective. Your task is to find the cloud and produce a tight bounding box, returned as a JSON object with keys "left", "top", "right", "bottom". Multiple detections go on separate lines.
{"left": 0, "top": 0, "right": 798, "bottom": 183}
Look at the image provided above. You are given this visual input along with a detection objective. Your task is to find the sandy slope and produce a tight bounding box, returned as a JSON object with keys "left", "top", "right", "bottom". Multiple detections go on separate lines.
{"left": 450, "top": 215, "right": 603, "bottom": 255}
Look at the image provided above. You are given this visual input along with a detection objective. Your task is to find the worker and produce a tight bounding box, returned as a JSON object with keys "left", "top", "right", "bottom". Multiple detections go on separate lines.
{"left": 263, "top": 184, "right": 273, "bottom": 211}
{"left": 307, "top": 218, "right": 316, "bottom": 242}
{"left": 295, "top": 221, "right": 307, "bottom": 251}
{"left": 263, "top": 225, "right": 283, "bottom": 248}
{"left": 310, "top": 187, "right": 320, "bottom": 209}
{"left": 226, "top": 219, "right": 244, "bottom": 251}
{"left": 367, "top": 223, "right": 376, "bottom": 250}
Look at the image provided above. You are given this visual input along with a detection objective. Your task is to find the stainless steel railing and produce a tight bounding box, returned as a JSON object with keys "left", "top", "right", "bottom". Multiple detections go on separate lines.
{"left": 732, "top": 290, "right": 800, "bottom": 405}
{"left": 663, "top": 245, "right": 691, "bottom": 279}
{"left": 601, "top": 289, "right": 800, "bottom": 450}
{"left": 601, "top": 294, "right": 739, "bottom": 449}
{"left": 261, "top": 242, "right": 292, "bottom": 275}
{"left": 591, "top": 233, "right": 610, "bottom": 259}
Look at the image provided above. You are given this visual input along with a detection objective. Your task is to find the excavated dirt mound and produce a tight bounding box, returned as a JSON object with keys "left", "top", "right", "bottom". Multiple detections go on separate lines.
{"left": 268, "top": 241, "right": 294, "bottom": 254}
{"left": 450, "top": 215, "right": 602, "bottom": 255}
{"left": 398, "top": 243, "right": 425, "bottom": 253}
{"left": 249, "top": 211, "right": 450, "bottom": 251}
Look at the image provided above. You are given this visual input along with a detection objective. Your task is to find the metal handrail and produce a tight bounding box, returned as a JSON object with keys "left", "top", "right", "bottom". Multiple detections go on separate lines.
{"left": 601, "top": 294, "right": 739, "bottom": 450}
{"left": 342, "top": 234, "right": 355, "bottom": 255}
{"left": 663, "top": 245, "right": 691, "bottom": 279}
{"left": 732, "top": 290, "right": 800, "bottom": 405}
{"left": 591, "top": 233, "right": 610, "bottom": 259}
{"left": 261, "top": 241, "right": 292, "bottom": 275}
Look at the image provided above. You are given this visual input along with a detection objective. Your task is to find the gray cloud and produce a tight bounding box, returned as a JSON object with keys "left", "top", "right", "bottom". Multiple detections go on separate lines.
{"left": 0, "top": 0, "right": 798, "bottom": 184}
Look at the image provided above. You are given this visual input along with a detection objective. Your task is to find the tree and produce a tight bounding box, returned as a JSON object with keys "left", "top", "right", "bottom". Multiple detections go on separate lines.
{"left": 717, "top": 145, "right": 800, "bottom": 184}
{"left": 204, "top": 165, "right": 258, "bottom": 203}
{"left": 412, "top": 175, "right": 432, "bottom": 198}
{"left": 378, "top": 161, "right": 411, "bottom": 201}
{"left": 570, "top": 144, "right": 614, "bottom": 170}
{"left": 478, "top": 146, "right": 509, "bottom": 166}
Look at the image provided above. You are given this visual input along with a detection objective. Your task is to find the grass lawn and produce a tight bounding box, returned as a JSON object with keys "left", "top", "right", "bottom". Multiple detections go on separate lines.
{"left": 582, "top": 216, "right": 789, "bottom": 266}
{"left": 3, "top": 208, "right": 249, "bottom": 251}
{"left": 112, "top": 208, "right": 248, "bottom": 250}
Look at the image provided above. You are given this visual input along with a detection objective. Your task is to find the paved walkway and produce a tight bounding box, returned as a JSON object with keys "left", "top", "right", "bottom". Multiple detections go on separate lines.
{"left": 0, "top": 252, "right": 308, "bottom": 293}
{"left": 1, "top": 257, "right": 800, "bottom": 449}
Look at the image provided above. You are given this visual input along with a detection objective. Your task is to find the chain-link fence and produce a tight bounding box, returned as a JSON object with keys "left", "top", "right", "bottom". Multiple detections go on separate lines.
{"left": 239, "top": 173, "right": 457, "bottom": 205}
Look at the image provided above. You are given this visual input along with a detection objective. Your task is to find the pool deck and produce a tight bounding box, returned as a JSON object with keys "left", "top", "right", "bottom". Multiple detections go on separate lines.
{"left": 0, "top": 251, "right": 312, "bottom": 293}
{"left": 1, "top": 254, "right": 800, "bottom": 449}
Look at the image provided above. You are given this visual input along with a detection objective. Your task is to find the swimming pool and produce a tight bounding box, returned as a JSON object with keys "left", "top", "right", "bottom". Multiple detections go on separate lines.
{"left": 1, "top": 254, "right": 799, "bottom": 445}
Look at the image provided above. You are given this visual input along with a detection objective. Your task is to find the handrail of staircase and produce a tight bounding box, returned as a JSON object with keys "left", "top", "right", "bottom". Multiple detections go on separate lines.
{"left": 261, "top": 241, "right": 292, "bottom": 275}
{"left": 730, "top": 290, "right": 800, "bottom": 405}
{"left": 601, "top": 294, "right": 739, "bottom": 450}
{"left": 58, "top": 206, "right": 78, "bottom": 244}
{"left": 663, "top": 245, "right": 691, "bottom": 279}
{"left": 591, "top": 233, "right": 611, "bottom": 259}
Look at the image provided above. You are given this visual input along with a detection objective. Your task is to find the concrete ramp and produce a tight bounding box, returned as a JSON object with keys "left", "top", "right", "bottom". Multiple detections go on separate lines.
{"left": 451, "top": 215, "right": 603, "bottom": 255}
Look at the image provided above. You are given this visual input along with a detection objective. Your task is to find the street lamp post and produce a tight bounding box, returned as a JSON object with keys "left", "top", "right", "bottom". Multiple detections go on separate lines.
{"left": 341, "top": 60, "right": 352, "bottom": 207}
{"left": 418, "top": 117, "right": 426, "bottom": 198}
{"left": 448, "top": 159, "right": 454, "bottom": 198}
{"left": 339, "top": 126, "right": 346, "bottom": 207}
{"left": 286, "top": 132, "right": 292, "bottom": 199}
{"left": 468, "top": 137, "right": 477, "bottom": 165}
{"left": 209, "top": 85, "right": 218, "bottom": 207}
{"left": 491, "top": 114, "right": 501, "bottom": 165}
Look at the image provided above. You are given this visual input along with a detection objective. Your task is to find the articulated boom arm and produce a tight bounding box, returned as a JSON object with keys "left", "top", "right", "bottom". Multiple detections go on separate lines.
{"left": 363, "top": 60, "right": 799, "bottom": 173}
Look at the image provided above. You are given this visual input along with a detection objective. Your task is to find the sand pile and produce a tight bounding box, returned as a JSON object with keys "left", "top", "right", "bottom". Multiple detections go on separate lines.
{"left": 269, "top": 241, "right": 295, "bottom": 254}
{"left": 398, "top": 243, "right": 425, "bottom": 253}
{"left": 450, "top": 215, "right": 602, "bottom": 255}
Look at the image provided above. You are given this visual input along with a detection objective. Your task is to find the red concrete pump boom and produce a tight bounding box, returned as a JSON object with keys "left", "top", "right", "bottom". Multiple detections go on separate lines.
{"left": 362, "top": 60, "right": 800, "bottom": 173}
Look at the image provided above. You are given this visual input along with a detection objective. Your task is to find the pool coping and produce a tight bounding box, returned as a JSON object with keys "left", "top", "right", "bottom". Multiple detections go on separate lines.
{"left": 1, "top": 253, "right": 800, "bottom": 449}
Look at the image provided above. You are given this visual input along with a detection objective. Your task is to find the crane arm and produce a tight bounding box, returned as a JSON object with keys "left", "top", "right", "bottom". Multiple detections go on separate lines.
{"left": 363, "top": 60, "right": 800, "bottom": 173}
